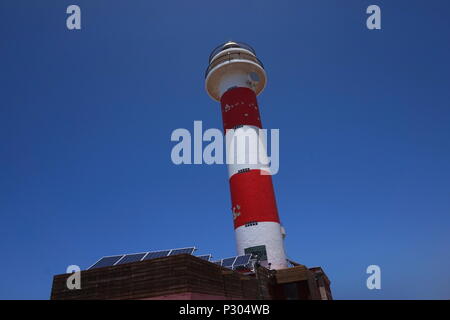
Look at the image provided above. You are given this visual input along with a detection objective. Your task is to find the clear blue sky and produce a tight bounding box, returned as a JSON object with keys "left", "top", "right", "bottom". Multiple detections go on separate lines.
{"left": 1, "top": 1, "right": 449, "bottom": 299}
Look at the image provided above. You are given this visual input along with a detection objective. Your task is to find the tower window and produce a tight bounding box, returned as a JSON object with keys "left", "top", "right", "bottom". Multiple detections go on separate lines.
{"left": 244, "top": 245, "right": 267, "bottom": 261}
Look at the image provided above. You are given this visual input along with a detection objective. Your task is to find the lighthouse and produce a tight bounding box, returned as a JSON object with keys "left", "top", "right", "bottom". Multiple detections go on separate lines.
{"left": 50, "top": 41, "right": 334, "bottom": 301}
{"left": 205, "top": 41, "right": 288, "bottom": 269}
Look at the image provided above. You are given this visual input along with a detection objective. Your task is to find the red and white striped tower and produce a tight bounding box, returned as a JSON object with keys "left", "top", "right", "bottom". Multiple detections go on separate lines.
{"left": 205, "top": 41, "right": 288, "bottom": 269}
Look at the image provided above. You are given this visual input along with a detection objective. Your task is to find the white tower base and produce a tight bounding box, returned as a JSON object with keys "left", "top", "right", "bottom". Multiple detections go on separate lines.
{"left": 235, "top": 221, "right": 288, "bottom": 269}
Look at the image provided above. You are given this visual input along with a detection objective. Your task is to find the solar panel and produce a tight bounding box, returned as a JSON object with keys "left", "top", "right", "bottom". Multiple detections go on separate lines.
{"left": 143, "top": 250, "right": 170, "bottom": 260}
{"left": 222, "top": 257, "right": 237, "bottom": 268}
{"left": 196, "top": 254, "right": 212, "bottom": 261}
{"left": 169, "top": 247, "right": 195, "bottom": 256}
{"left": 115, "top": 253, "right": 147, "bottom": 265}
{"left": 88, "top": 255, "right": 124, "bottom": 270}
{"left": 87, "top": 246, "right": 197, "bottom": 270}
{"left": 232, "top": 254, "right": 252, "bottom": 269}
{"left": 211, "top": 260, "right": 222, "bottom": 266}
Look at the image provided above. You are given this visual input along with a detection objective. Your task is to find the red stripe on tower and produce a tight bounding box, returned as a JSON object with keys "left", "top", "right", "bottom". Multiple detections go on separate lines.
{"left": 221, "top": 87, "right": 262, "bottom": 130}
{"left": 230, "top": 170, "right": 281, "bottom": 228}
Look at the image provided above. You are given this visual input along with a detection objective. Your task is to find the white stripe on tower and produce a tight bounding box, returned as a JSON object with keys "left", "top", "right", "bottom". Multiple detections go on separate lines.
{"left": 205, "top": 41, "right": 288, "bottom": 269}
{"left": 225, "top": 125, "right": 271, "bottom": 177}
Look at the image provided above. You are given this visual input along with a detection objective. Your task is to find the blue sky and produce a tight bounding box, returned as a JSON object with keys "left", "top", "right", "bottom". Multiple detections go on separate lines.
{"left": 1, "top": 0, "right": 449, "bottom": 299}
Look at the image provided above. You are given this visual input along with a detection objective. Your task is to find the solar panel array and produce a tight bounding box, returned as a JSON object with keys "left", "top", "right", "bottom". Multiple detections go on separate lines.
{"left": 88, "top": 248, "right": 253, "bottom": 271}
{"left": 212, "top": 254, "right": 253, "bottom": 270}
{"left": 88, "top": 247, "right": 196, "bottom": 270}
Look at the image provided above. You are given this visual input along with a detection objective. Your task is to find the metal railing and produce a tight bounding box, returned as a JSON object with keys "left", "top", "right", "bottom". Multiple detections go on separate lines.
{"left": 208, "top": 41, "right": 257, "bottom": 63}
{"left": 205, "top": 51, "right": 264, "bottom": 78}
